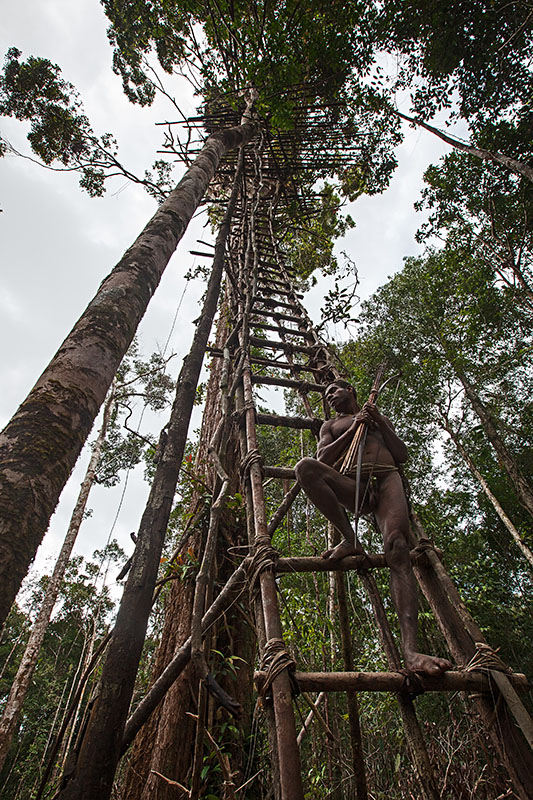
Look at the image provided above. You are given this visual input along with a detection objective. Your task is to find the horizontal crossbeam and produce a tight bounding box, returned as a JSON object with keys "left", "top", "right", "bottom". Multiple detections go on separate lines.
{"left": 264, "top": 466, "right": 297, "bottom": 479}
{"left": 256, "top": 412, "right": 322, "bottom": 431}
{"left": 207, "top": 349, "right": 321, "bottom": 376}
{"left": 252, "top": 375, "right": 325, "bottom": 392}
{"left": 254, "top": 295, "right": 300, "bottom": 311}
{"left": 252, "top": 322, "right": 314, "bottom": 341}
{"left": 254, "top": 670, "right": 529, "bottom": 695}
{"left": 250, "top": 337, "right": 318, "bottom": 355}
{"left": 251, "top": 309, "right": 305, "bottom": 325}
{"left": 276, "top": 551, "right": 436, "bottom": 572}
{"left": 258, "top": 287, "right": 304, "bottom": 299}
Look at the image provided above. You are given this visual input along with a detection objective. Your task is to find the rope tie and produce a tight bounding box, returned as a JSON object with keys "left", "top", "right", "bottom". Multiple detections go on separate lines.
{"left": 397, "top": 668, "right": 425, "bottom": 697}
{"left": 258, "top": 638, "right": 299, "bottom": 699}
{"left": 411, "top": 537, "right": 434, "bottom": 565}
{"left": 231, "top": 409, "right": 246, "bottom": 426}
{"left": 240, "top": 448, "right": 265, "bottom": 479}
{"left": 463, "top": 642, "right": 512, "bottom": 675}
{"left": 231, "top": 400, "right": 256, "bottom": 428}
{"left": 245, "top": 540, "right": 279, "bottom": 598}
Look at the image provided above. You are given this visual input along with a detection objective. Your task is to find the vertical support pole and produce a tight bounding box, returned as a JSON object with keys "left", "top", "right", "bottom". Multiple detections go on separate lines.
{"left": 241, "top": 362, "right": 305, "bottom": 800}
{"left": 329, "top": 525, "right": 368, "bottom": 799}
{"left": 361, "top": 572, "right": 440, "bottom": 800}
{"left": 409, "top": 513, "right": 533, "bottom": 800}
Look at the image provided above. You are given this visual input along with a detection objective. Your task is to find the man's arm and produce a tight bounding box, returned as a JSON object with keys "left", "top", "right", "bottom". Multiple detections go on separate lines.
{"left": 363, "top": 402, "right": 408, "bottom": 464}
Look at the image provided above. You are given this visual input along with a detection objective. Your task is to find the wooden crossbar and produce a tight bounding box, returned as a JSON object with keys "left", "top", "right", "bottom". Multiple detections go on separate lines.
{"left": 276, "top": 552, "right": 439, "bottom": 573}
{"left": 253, "top": 295, "right": 299, "bottom": 311}
{"left": 255, "top": 670, "right": 529, "bottom": 694}
{"left": 251, "top": 322, "right": 314, "bottom": 340}
{"left": 251, "top": 374, "right": 325, "bottom": 392}
{"left": 264, "top": 466, "right": 296, "bottom": 479}
{"left": 251, "top": 309, "right": 305, "bottom": 324}
{"left": 250, "top": 337, "right": 318, "bottom": 355}
{"left": 256, "top": 412, "right": 322, "bottom": 430}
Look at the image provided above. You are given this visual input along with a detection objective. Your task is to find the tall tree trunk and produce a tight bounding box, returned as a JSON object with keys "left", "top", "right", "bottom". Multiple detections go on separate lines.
{"left": 0, "top": 386, "right": 114, "bottom": 771}
{"left": 441, "top": 417, "right": 533, "bottom": 570}
{"left": 394, "top": 110, "right": 533, "bottom": 182}
{"left": 455, "top": 367, "right": 533, "bottom": 520}
{"left": 0, "top": 116, "right": 255, "bottom": 627}
{"left": 121, "top": 291, "right": 251, "bottom": 800}
{"left": 56, "top": 145, "right": 246, "bottom": 800}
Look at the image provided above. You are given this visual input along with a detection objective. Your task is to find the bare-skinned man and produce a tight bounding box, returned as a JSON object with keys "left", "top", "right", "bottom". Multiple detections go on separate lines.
{"left": 295, "top": 379, "right": 451, "bottom": 677}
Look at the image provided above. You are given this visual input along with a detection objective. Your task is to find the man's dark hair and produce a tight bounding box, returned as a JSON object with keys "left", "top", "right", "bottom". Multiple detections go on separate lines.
{"left": 326, "top": 379, "right": 357, "bottom": 402}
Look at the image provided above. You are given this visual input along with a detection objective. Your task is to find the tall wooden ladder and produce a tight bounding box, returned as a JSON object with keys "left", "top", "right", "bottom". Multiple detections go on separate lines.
{"left": 218, "top": 244, "right": 533, "bottom": 800}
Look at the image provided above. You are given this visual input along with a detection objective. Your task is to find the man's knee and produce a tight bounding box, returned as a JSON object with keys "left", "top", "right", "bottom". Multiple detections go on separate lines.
{"left": 294, "top": 457, "right": 318, "bottom": 487}
{"left": 384, "top": 528, "right": 410, "bottom": 568}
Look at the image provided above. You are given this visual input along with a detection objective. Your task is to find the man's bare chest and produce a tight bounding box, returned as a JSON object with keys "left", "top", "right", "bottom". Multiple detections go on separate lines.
{"left": 329, "top": 416, "right": 385, "bottom": 450}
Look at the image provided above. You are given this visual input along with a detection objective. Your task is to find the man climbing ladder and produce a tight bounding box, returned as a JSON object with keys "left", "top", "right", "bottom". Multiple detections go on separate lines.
{"left": 295, "top": 378, "right": 452, "bottom": 677}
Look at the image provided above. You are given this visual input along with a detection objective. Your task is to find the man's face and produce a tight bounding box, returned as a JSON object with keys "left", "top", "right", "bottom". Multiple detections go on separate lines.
{"left": 325, "top": 383, "right": 354, "bottom": 412}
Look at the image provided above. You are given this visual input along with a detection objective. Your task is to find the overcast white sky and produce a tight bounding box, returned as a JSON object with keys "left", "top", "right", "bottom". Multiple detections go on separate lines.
{"left": 1, "top": 0, "right": 453, "bottom": 598}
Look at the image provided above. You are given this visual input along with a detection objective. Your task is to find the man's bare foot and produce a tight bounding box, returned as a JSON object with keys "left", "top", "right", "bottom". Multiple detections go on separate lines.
{"left": 321, "top": 539, "right": 364, "bottom": 561}
{"left": 404, "top": 651, "right": 452, "bottom": 676}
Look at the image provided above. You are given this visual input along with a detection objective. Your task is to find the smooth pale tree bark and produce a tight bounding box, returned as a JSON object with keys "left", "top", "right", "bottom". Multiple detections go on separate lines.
{"left": 441, "top": 416, "right": 533, "bottom": 570}
{"left": 394, "top": 110, "right": 533, "bottom": 182}
{"left": 0, "top": 116, "right": 255, "bottom": 628}
{"left": 56, "top": 147, "right": 246, "bottom": 800}
{"left": 0, "top": 386, "right": 114, "bottom": 772}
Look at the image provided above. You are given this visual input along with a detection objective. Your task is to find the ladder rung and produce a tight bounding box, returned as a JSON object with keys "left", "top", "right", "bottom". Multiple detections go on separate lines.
{"left": 254, "top": 296, "right": 299, "bottom": 311}
{"left": 259, "top": 264, "right": 295, "bottom": 274}
{"left": 275, "top": 550, "right": 437, "bottom": 573}
{"left": 251, "top": 309, "right": 305, "bottom": 325}
{"left": 254, "top": 670, "right": 529, "bottom": 695}
{"left": 252, "top": 374, "right": 325, "bottom": 392}
{"left": 259, "top": 287, "right": 304, "bottom": 299}
{"left": 264, "top": 466, "right": 296, "bottom": 479}
{"left": 250, "top": 337, "right": 318, "bottom": 356}
{"left": 259, "top": 272, "right": 297, "bottom": 285}
{"left": 250, "top": 356, "right": 319, "bottom": 374}
{"left": 257, "top": 277, "right": 292, "bottom": 290}
{"left": 256, "top": 412, "right": 323, "bottom": 431}
{"left": 206, "top": 347, "right": 317, "bottom": 375}
{"left": 252, "top": 322, "right": 314, "bottom": 341}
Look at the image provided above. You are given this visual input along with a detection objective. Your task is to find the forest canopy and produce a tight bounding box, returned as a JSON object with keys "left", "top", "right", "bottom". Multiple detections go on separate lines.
{"left": 1, "top": 1, "right": 532, "bottom": 799}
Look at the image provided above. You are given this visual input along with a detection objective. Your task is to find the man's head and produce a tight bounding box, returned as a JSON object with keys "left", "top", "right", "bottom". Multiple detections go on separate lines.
{"left": 325, "top": 380, "right": 358, "bottom": 412}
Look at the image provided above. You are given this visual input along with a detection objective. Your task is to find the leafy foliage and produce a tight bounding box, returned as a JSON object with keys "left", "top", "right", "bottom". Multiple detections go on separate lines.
{"left": 0, "top": 544, "right": 124, "bottom": 799}
{"left": 0, "top": 47, "right": 119, "bottom": 195}
{"left": 376, "top": 0, "right": 533, "bottom": 128}
{"left": 96, "top": 342, "right": 175, "bottom": 486}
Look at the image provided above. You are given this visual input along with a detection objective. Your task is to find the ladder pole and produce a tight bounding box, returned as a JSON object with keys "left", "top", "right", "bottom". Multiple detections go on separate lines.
{"left": 241, "top": 361, "right": 305, "bottom": 800}
{"left": 335, "top": 579, "right": 368, "bottom": 797}
{"left": 409, "top": 514, "right": 533, "bottom": 799}
{"left": 361, "top": 571, "right": 440, "bottom": 800}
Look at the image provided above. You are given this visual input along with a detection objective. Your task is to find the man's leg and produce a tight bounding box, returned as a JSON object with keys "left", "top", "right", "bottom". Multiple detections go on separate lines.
{"left": 375, "top": 472, "right": 451, "bottom": 676}
{"left": 295, "top": 457, "right": 364, "bottom": 560}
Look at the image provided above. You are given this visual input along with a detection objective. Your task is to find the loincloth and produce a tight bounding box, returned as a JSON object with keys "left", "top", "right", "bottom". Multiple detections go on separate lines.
{"left": 340, "top": 462, "right": 399, "bottom": 479}
{"left": 337, "top": 462, "right": 398, "bottom": 513}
